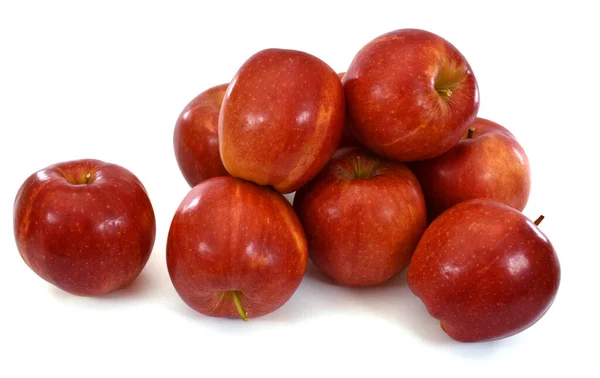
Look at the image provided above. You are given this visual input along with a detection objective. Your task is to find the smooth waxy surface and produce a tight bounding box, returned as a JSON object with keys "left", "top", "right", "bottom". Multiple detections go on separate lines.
{"left": 219, "top": 48, "right": 345, "bottom": 193}
{"left": 14, "top": 159, "right": 156, "bottom": 296}
{"left": 343, "top": 28, "right": 480, "bottom": 161}
{"left": 294, "top": 147, "right": 427, "bottom": 286}
{"left": 408, "top": 199, "right": 561, "bottom": 342}
{"left": 174, "top": 83, "right": 229, "bottom": 187}
{"left": 410, "top": 118, "right": 531, "bottom": 221}
{"left": 167, "top": 176, "right": 308, "bottom": 319}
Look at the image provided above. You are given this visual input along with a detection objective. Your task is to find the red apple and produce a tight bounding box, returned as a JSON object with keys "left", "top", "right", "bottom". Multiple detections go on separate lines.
{"left": 294, "top": 147, "right": 427, "bottom": 286}
{"left": 174, "top": 83, "right": 229, "bottom": 187}
{"left": 337, "top": 72, "right": 360, "bottom": 148}
{"left": 409, "top": 117, "right": 531, "bottom": 221}
{"left": 13, "top": 159, "right": 156, "bottom": 296}
{"left": 407, "top": 199, "right": 561, "bottom": 342}
{"left": 219, "top": 48, "right": 345, "bottom": 194}
{"left": 167, "top": 176, "right": 308, "bottom": 320}
{"left": 343, "top": 28, "right": 480, "bottom": 162}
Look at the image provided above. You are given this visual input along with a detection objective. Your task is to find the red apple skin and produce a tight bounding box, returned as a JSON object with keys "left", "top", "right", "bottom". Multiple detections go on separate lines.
{"left": 407, "top": 199, "right": 561, "bottom": 342}
{"left": 409, "top": 118, "right": 531, "bottom": 221}
{"left": 13, "top": 160, "right": 156, "bottom": 296}
{"left": 167, "top": 176, "right": 308, "bottom": 319}
{"left": 294, "top": 147, "right": 427, "bottom": 286}
{"left": 174, "top": 83, "right": 229, "bottom": 187}
{"left": 337, "top": 72, "right": 360, "bottom": 148}
{"left": 219, "top": 48, "right": 345, "bottom": 194}
{"left": 343, "top": 28, "right": 480, "bottom": 162}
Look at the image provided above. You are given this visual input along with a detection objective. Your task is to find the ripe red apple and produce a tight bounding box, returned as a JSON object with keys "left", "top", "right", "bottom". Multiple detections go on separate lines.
{"left": 174, "top": 83, "right": 229, "bottom": 187}
{"left": 13, "top": 159, "right": 156, "bottom": 296}
{"left": 343, "top": 28, "right": 480, "bottom": 162}
{"left": 219, "top": 48, "right": 345, "bottom": 194}
{"left": 407, "top": 199, "right": 561, "bottom": 342}
{"left": 294, "top": 147, "right": 427, "bottom": 286}
{"left": 167, "top": 176, "right": 308, "bottom": 320}
{"left": 409, "top": 117, "right": 531, "bottom": 221}
{"left": 337, "top": 72, "right": 360, "bottom": 148}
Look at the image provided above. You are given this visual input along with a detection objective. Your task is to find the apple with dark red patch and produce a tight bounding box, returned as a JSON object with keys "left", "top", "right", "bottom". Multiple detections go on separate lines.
{"left": 407, "top": 199, "right": 561, "bottom": 342}
{"left": 14, "top": 159, "right": 156, "bottom": 296}
{"left": 343, "top": 28, "right": 480, "bottom": 162}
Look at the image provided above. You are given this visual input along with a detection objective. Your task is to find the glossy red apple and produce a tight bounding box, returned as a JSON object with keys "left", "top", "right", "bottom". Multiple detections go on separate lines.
{"left": 337, "top": 72, "right": 360, "bottom": 148}
{"left": 294, "top": 147, "right": 427, "bottom": 286}
{"left": 13, "top": 159, "right": 156, "bottom": 296}
{"left": 409, "top": 117, "right": 531, "bottom": 221}
{"left": 167, "top": 176, "right": 308, "bottom": 320}
{"left": 343, "top": 28, "right": 480, "bottom": 162}
{"left": 407, "top": 199, "right": 561, "bottom": 342}
{"left": 219, "top": 48, "right": 345, "bottom": 193}
{"left": 174, "top": 83, "right": 229, "bottom": 187}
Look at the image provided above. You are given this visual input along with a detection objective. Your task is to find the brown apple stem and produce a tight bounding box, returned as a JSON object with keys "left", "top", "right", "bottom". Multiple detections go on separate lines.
{"left": 231, "top": 291, "right": 248, "bottom": 322}
{"left": 353, "top": 155, "right": 362, "bottom": 178}
{"left": 436, "top": 88, "right": 452, "bottom": 97}
{"left": 85, "top": 173, "right": 91, "bottom": 184}
{"left": 467, "top": 127, "right": 475, "bottom": 139}
{"left": 534, "top": 215, "right": 545, "bottom": 226}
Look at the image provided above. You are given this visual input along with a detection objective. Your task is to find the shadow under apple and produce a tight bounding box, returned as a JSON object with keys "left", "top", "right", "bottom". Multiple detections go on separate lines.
{"left": 265, "top": 263, "right": 449, "bottom": 342}
{"left": 267, "top": 263, "right": 519, "bottom": 355}
{"left": 164, "top": 261, "right": 519, "bottom": 357}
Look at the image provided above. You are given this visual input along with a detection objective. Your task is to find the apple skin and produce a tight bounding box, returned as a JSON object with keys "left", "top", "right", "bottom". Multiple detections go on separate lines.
{"left": 409, "top": 117, "right": 531, "bottom": 221}
{"left": 343, "top": 28, "right": 480, "bottom": 162}
{"left": 337, "top": 72, "right": 360, "bottom": 148}
{"left": 219, "top": 48, "right": 345, "bottom": 194}
{"left": 167, "top": 176, "right": 308, "bottom": 320}
{"left": 294, "top": 147, "right": 427, "bottom": 286}
{"left": 407, "top": 199, "right": 561, "bottom": 342}
{"left": 174, "top": 83, "right": 229, "bottom": 187}
{"left": 13, "top": 159, "right": 156, "bottom": 296}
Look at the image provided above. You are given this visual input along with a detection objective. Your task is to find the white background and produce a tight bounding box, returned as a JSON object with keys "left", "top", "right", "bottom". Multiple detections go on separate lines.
{"left": 1, "top": 1, "right": 597, "bottom": 377}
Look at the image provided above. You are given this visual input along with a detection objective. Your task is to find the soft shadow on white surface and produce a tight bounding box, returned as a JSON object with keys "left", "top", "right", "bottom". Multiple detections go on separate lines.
{"left": 296, "top": 264, "right": 519, "bottom": 356}
{"left": 164, "top": 259, "right": 511, "bottom": 355}
{"left": 43, "top": 242, "right": 516, "bottom": 358}
{"left": 285, "top": 263, "right": 451, "bottom": 341}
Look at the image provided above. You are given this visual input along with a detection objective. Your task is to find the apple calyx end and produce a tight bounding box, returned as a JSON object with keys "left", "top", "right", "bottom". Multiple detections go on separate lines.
{"left": 534, "top": 215, "right": 545, "bottom": 226}
{"left": 231, "top": 291, "right": 248, "bottom": 322}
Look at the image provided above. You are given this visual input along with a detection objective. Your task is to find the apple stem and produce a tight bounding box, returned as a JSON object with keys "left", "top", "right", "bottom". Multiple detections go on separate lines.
{"left": 437, "top": 88, "right": 452, "bottom": 97}
{"left": 85, "top": 173, "right": 91, "bottom": 184}
{"left": 353, "top": 155, "right": 362, "bottom": 178}
{"left": 231, "top": 291, "right": 248, "bottom": 322}
{"left": 534, "top": 215, "right": 545, "bottom": 226}
{"left": 467, "top": 127, "right": 475, "bottom": 139}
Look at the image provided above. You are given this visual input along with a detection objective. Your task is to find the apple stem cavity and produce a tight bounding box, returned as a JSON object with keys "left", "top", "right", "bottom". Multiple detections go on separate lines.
{"left": 85, "top": 173, "right": 92, "bottom": 184}
{"left": 534, "top": 215, "right": 545, "bottom": 226}
{"left": 231, "top": 291, "right": 248, "bottom": 322}
{"left": 467, "top": 127, "right": 475, "bottom": 139}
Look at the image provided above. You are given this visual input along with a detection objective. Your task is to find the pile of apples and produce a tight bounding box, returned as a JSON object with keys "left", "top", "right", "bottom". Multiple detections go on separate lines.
{"left": 14, "top": 29, "right": 560, "bottom": 343}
